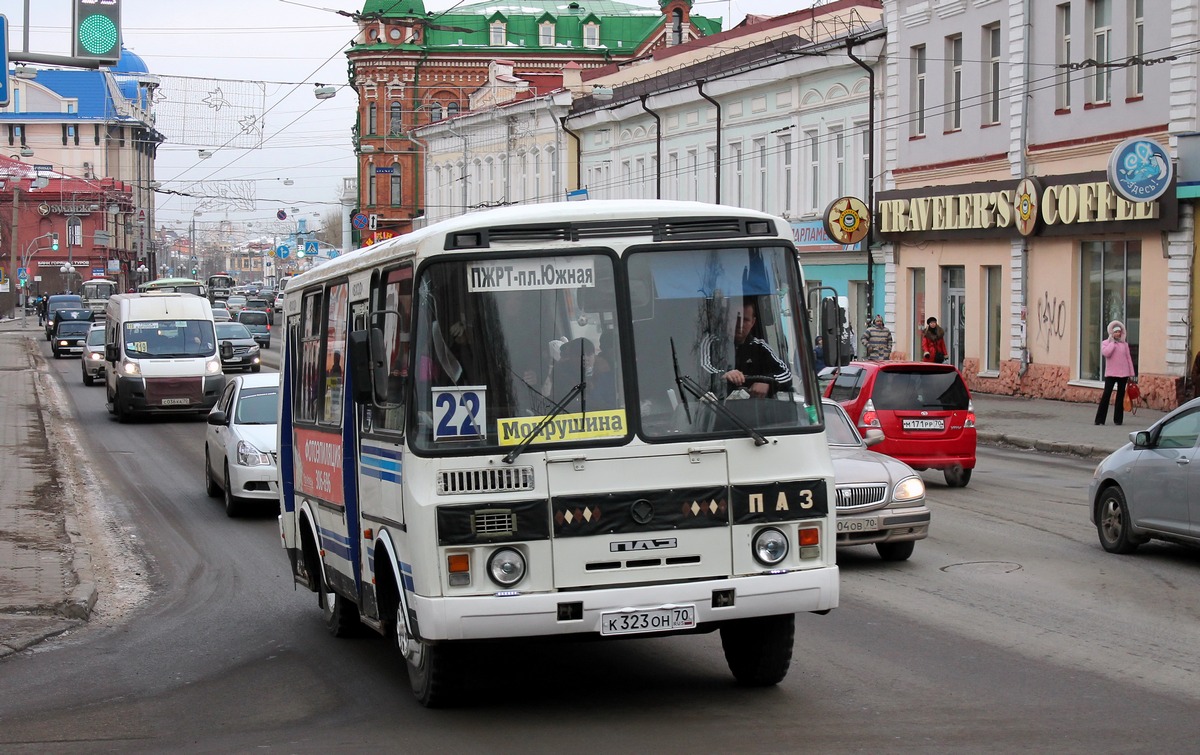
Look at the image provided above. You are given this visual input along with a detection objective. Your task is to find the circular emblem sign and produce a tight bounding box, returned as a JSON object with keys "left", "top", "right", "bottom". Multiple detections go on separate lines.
{"left": 37, "top": 203, "right": 50, "bottom": 216}
{"left": 822, "top": 196, "right": 871, "bottom": 245}
{"left": 277, "top": 209, "right": 288, "bottom": 221}
{"left": 1013, "top": 176, "right": 1041, "bottom": 237}
{"left": 1108, "top": 137, "right": 1172, "bottom": 202}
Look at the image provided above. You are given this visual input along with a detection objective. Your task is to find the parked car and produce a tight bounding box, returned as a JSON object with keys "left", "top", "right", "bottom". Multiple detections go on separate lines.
{"left": 215, "top": 321, "right": 262, "bottom": 373}
{"left": 237, "top": 310, "right": 271, "bottom": 349}
{"left": 825, "top": 399, "right": 930, "bottom": 561}
{"left": 245, "top": 296, "right": 273, "bottom": 324}
{"left": 205, "top": 373, "right": 280, "bottom": 517}
{"left": 226, "top": 295, "right": 247, "bottom": 316}
{"left": 44, "top": 296, "right": 86, "bottom": 340}
{"left": 51, "top": 319, "right": 92, "bottom": 358}
{"left": 825, "top": 360, "right": 977, "bottom": 487}
{"left": 81, "top": 323, "right": 107, "bottom": 385}
{"left": 1090, "top": 396, "right": 1200, "bottom": 554}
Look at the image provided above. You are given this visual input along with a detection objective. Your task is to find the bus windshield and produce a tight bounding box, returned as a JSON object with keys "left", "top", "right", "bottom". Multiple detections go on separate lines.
{"left": 82, "top": 280, "right": 116, "bottom": 301}
{"left": 408, "top": 246, "right": 817, "bottom": 454}
{"left": 123, "top": 320, "right": 216, "bottom": 358}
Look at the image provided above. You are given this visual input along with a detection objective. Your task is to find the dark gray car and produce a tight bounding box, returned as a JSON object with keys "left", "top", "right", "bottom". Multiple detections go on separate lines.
{"left": 1090, "top": 396, "right": 1200, "bottom": 553}
{"left": 236, "top": 310, "right": 271, "bottom": 349}
{"left": 215, "top": 321, "right": 262, "bottom": 373}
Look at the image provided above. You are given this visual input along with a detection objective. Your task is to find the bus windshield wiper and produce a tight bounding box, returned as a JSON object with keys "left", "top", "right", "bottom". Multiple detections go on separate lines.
{"left": 669, "top": 343, "right": 768, "bottom": 447}
{"left": 503, "top": 341, "right": 589, "bottom": 464}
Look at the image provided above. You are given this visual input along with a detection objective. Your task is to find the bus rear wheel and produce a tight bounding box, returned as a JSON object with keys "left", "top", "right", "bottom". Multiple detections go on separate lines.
{"left": 720, "top": 614, "right": 795, "bottom": 686}
{"left": 396, "top": 603, "right": 464, "bottom": 708}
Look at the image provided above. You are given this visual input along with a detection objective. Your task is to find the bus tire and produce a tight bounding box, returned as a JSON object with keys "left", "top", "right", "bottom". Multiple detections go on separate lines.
{"left": 720, "top": 614, "right": 795, "bottom": 687}
{"left": 321, "top": 570, "right": 360, "bottom": 638}
{"left": 396, "top": 603, "right": 463, "bottom": 708}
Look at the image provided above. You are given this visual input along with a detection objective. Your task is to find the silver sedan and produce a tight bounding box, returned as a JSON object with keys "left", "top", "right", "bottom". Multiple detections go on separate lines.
{"left": 1090, "top": 396, "right": 1200, "bottom": 553}
{"left": 825, "top": 399, "right": 930, "bottom": 561}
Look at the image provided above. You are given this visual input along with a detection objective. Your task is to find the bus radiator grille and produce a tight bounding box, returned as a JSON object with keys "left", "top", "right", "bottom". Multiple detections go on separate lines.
{"left": 437, "top": 466, "right": 535, "bottom": 495}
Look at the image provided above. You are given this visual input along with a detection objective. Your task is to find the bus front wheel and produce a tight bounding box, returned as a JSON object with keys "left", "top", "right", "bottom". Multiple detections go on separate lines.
{"left": 396, "top": 604, "right": 463, "bottom": 708}
{"left": 720, "top": 614, "right": 795, "bottom": 686}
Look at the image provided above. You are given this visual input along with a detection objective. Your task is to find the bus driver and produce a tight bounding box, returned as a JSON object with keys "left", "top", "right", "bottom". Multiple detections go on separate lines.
{"left": 701, "top": 300, "right": 792, "bottom": 398}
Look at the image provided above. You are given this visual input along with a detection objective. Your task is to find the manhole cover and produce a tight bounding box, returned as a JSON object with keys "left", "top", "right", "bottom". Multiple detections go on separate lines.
{"left": 940, "top": 561, "right": 1022, "bottom": 574}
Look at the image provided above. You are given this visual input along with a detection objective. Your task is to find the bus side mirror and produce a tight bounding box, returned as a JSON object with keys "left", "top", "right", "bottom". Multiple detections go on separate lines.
{"left": 349, "top": 328, "right": 388, "bottom": 405}
{"left": 105, "top": 344, "right": 119, "bottom": 362}
{"left": 820, "top": 296, "right": 844, "bottom": 367}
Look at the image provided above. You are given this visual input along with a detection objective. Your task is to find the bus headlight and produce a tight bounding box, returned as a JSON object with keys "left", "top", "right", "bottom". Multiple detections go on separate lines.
{"left": 752, "top": 527, "right": 789, "bottom": 566}
{"left": 487, "top": 548, "right": 526, "bottom": 587}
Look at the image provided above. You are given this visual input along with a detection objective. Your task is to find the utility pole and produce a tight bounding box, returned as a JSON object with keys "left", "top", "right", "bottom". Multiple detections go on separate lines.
{"left": 8, "top": 184, "right": 19, "bottom": 318}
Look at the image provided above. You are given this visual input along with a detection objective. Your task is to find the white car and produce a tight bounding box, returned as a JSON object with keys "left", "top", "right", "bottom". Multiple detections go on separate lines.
{"left": 825, "top": 398, "right": 930, "bottom": 561}
{"left": 226, "top": 295, "right": 247, "bottom": 316}
{"left": 205, "top": 373, "right": 280, "bottom": 517}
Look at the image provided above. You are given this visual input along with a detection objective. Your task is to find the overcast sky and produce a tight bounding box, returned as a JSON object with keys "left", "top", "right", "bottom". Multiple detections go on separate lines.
{"left": 0, "top": 0, "right": 821, "bottom": 237}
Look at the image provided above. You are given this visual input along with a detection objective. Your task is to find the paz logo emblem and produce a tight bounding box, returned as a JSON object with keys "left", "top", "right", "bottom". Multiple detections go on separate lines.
{"left": 630, "top": 499, "right": 654, "bottom": 525}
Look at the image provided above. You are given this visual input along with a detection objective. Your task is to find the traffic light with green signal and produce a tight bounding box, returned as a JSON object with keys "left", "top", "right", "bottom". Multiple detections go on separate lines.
{"left": 51, "top": 233, "right": 59, "bottom": 251}
{"left": 73, "top": 0, "right": 122, "bottom": 64}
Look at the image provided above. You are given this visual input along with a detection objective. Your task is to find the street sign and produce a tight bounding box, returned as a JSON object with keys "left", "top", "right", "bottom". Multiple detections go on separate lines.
{"left": 0, "top": 16, "right": 9, "bottom": 108}
{"left": 327, "top": 250, "right": 340, "bottom": 259}
{"left": 368, "top": 214, "right": 378, "bottom": 230}
{"left": 352, "top": 213, "right": 368, "bottom": 230}
{"left": 268, "top": 248, "right": 277, "bottom": 258}
{"left": 305, "top": 240, "right": 318, "bottom": 255}
{"left": 16, "top": 267, "right": 26, "bottom": 279}
{"left": 277, "top": 209, "right": 287, "bottom": 221}
{"left": 277, "top": 245, "right": 290, "bottom": 259}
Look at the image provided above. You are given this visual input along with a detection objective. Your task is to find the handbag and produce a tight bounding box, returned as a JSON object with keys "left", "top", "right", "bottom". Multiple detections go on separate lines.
{"left": 1126, "top": 382, "right": 1140, "bottom": 401}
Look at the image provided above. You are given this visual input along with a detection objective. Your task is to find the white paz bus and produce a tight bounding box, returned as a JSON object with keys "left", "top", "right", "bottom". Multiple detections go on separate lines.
{"left": 278, "top": 200, "right": 839, "bottom": 706}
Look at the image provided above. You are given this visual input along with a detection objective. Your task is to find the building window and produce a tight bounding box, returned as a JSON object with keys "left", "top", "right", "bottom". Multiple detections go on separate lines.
{"left": 447, "top": 102, "right": 460, "bottom": 118}
{"left": 1089, "top": 0, "right": 1112, "bottom": 104}
{"left": 912, "top": 45, "right": 926, "bottom": 136}
{"left": 633, "top": 156, "right": 644, "bottom": 200}
{"left": 389, "top": 102, "right": 403, "bottom": 135}
{"left": 583, "top": 22, "right": 600, "bottom": 47}
{"left": 368, "top": 102, "right": 377, "bottom": 134}
{"left": 429, "top": 103, "right": 443, "bottom": 122}
{"left": 390, "top": 172, "right": 401, "bottom": 207}
{"left": 666, "top": 153, "right": 678, "bottom": 200}
{"left": 754, "top": 137, "right": 767, "bottom": 212}
{"left": 1056, "top": 4, "right": 1072, "bottom": 109}
{"left": 67, "top": 217, "right": 82, "bottom": 247}
{"left": 910, "top": 268, "right": 926, "bottom": 359}
{"left": 859, "top": 125, "right": 870, "bottom": 199}
{"left": 946, "top": 35, "right": 963, "bottom": 131}
{"left": 539, "top": 21, "right": 555, "bottom": 46}
{"left": 984, "top": 266, "right": 1002, "bottom": 371}
{"left": 1130, "top": 0, "right": 1144, "bottom": 96}
{"left": 983, "top": 23, "right": 1001, "bottom": 125}
{"left": 729, "top": 141, "right": 744, "bottom": 206}
{"left": 1080, "top": 240, "right": 1140, "bottom": 381}
{"left": 671, "top": 9, "right": 683, "bottom": 46}
{"left": 490, "top": 21, "right": 506, "bottom": 46}
{"left": 778, "top": 134, "right": 792, "bottom": 214}
{"left": 368, "top": 168, "right": 377, "bottom": 206}
{"left": 830, "top": 126, "right": 845, "bottom": 198}
{"left": 805, "top": 130, "right": 819, "bottom": 211}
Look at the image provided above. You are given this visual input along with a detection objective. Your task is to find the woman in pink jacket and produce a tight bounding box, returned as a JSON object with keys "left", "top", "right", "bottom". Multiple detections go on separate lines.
{"left": 1095, "top": 319, "right": 1136, "bottom": 426}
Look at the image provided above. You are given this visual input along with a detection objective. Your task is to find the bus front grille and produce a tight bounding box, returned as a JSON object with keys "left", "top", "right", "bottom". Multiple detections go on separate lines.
{"left": 437, "top": 466, "right": 535, "bottom": 495}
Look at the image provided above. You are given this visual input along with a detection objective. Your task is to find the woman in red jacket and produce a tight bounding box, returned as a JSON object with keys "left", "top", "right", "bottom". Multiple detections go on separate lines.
{"left": 921, "top": 317, "right": 948, "bottom": 363}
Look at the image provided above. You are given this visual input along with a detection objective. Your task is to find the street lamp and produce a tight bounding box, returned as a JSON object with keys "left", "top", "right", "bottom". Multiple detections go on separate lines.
{"left": 136, "top": 263, "right": 149, "bottom": 286}
{"left": 60, "top": 262, "right": 77, "bottom": 294}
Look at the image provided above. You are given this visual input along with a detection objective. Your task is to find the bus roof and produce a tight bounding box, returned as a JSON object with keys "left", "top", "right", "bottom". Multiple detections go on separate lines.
{"left": 285, "top": 199, "right": 789, "bottom": 292}
{"left": 140, "top": 277, "right": 203, "bottom": 289}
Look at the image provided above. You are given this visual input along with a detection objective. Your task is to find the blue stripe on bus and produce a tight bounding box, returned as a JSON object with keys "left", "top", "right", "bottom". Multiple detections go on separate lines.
{"left": 319, "top": 525, "right": 353, "bottom": 561}
{"left": 361, "top": 444, "right": 403, "bottom": 461}
{"left": 361, "top": 454, "right": 402, "bottom": 472}
{"left": 362, "top": 467, "right": 402, "bottom": 484}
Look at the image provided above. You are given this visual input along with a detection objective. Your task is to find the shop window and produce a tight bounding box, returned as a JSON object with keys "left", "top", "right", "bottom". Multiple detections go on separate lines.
{"left": 984, "top": 266, "right": 1002, "bottom": 372}
{"left": 910, "top": 268, "right": 926, "bottom": 358}
{"left": 1080, "top": 240, "right": 1140, "bottom": 381}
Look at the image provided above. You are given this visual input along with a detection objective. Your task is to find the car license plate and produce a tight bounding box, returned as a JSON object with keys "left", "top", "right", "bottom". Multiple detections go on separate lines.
{"left": 161, "top": 398, "right": 191, "bottom": 406}
{"left": 903, "top": 418, "right": 944, "bottom": 430}
{"left": 836, "top": 517, "right": 879, "bottom": 533}
{"left": 600, "top": 605, "right": 696, "bottom": 636}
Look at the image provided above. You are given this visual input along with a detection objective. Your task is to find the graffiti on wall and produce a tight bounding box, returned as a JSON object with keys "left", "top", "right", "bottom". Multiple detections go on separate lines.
{"left": 1037, "top": 290, "right": 1067, "bottom": 351}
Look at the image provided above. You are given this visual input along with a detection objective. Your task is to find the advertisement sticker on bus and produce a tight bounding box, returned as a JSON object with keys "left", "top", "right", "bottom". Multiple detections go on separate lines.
{"left": 432, "top": 386, "right": 488, "bottom": 441}
{"left": 294, "top": 427, "right": 344, "bottom": 505}
{"left": 467, "top": 257, "right": 595, "bottom": 292}
{"left": 497, "top": 409, "right": 626, "bottom": 446}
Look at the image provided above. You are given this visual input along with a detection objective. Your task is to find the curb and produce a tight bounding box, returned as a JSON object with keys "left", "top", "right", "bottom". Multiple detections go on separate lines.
{"left": 977, "top": 431, "right": 1110, "bottom": 461}
{"left": 26, "top": 336, "right": 99, "bottom": 622}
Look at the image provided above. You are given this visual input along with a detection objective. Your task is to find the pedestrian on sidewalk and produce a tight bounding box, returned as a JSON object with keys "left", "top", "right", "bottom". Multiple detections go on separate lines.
{"left": 921, "top": 316, "right": 948, "bottom": 364}
{"left": 1095, "top": 319, "right": 1135, "bottom": 426}
{"left": 861, "top": 315, "right": 893, "bottom": 361}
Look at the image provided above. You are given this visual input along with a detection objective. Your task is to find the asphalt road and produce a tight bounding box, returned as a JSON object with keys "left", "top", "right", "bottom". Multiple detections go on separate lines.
{"left": 2, "top": 339, "right": 1199, "bottom": 752}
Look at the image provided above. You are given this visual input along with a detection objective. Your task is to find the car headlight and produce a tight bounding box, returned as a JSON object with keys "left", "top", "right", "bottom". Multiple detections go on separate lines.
{"left": 206, "top": 358, "right": 222, "bottom": 374}
{"left": 236, "top": 440, "right": 272, "bottom": 467}
{"left": 89, "top": 352, "right": 103, "bottom": 360}
{"left": 58, "top": 340, "right": 69, "bottom": 346}
{"left": 487, "top": 547, "right": 526, "bottom": 587}
{"left": 752, "top": 527, "right": 789, "bottom": 566}
{"left": 248, "top": 345, "right": 260, "bottom": 354}
{"left": 893, "top": 475, "right": 926, "bottom": 502}
{"left": 122, "top": 360, "right": 140, "bottom": 375}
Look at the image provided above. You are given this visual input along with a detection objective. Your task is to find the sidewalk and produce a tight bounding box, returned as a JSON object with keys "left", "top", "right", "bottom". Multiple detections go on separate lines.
{"left": 0, "top": 315, "right": 96, "bottom": 659}
{"left": 0, "top": 313, "right": 1173, "bottom": 657}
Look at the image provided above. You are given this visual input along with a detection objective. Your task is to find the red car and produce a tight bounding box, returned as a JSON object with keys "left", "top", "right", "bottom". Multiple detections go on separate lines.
{"left": 824, "top": 361, "right": 977, "bottom": 487}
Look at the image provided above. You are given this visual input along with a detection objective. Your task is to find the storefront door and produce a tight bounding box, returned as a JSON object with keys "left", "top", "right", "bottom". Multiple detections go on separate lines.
{"left": 942, "top": 266, "right": 966, "bottom": 368}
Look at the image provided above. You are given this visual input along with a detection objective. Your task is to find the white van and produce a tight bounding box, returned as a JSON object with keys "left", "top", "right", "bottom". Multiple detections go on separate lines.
{"left": 104, "top": 293, "right": 225, "bottom": 421}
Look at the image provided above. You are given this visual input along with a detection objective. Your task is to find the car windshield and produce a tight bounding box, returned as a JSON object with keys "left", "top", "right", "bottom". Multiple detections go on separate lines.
{"left": 123, "top": 320, "right": 217, "bottom": 358}
{"left": 248, "top": 299, "right": 268, "bottom": 308}
{"left": 872, "top": 369, "right": 970, "bottom": 410}
{"left": 235, "top": 387, "right": 279, "bottom": 425}
{"left": 86, "top": 329, "right": 106, "bottom": 347}
{"left": 56, "top": 321, "right": 91, "bottom": 336}
{"left": 217, "top": 322, "right": 253, "bottom": 340}
{"left": 239, "top": 312, "right": 269, "bottom": 326}
{"left": 823, "top": 404, "right": 862, "bottom": 445}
